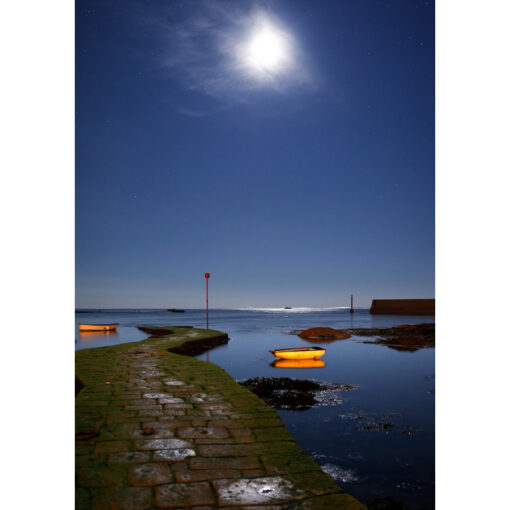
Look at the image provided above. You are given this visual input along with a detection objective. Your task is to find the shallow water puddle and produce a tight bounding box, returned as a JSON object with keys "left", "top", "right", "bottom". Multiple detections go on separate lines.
{"left": 215, "top": 476, "right": 299, "bottom": 505}
{"left": 164, "top": 380, "right": 185, "bottom": 386}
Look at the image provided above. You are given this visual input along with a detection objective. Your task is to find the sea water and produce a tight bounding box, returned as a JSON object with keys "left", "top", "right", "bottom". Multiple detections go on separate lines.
{"left": 75, "top": 308, "right": 435, "bottom": 509}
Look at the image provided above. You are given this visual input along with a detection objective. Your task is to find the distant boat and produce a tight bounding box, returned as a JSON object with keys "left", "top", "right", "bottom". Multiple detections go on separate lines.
{"left": 78, "top": 323, "right": 119, "bottom": 332}
{"left": 269, "top": 347, "right": 326, "bottom": 360}
{"left": 168, "top": 309, "right": 185, "bottom": 313}
{"left": 284, "top": 307, "right": 292, "bottom": 309}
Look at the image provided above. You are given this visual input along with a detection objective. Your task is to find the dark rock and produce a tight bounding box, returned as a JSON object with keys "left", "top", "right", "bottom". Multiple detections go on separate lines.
{"left": 167, "top": 334, "right": 229, "bottom": 357}
{"left": 298, "top": 327, "right": 351, "bottom": 343}
{"left": 239, "top": 377, "right": 358, "bottom": 411}
{"left": 75, "top": 376, "right": 85, "bottom": 396}
{"left": 346, "top": 323, "right": 434, "bottom": 351}
{"left": 240, "top": 377, "right": 321, "bottom": 411}
{"left": 137, "top": 326, "right": 175, "bottom": 337}
{"left": 137, "top": 325, "right": 194, "bottom": 337}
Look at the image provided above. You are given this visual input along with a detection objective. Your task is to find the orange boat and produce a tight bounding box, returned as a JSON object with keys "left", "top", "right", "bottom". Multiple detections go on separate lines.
{"left": 78, "top": 323, "right": 119, "bottom": 332}
{"left": 269, "top": 346, "right": 326, "bottom": 360}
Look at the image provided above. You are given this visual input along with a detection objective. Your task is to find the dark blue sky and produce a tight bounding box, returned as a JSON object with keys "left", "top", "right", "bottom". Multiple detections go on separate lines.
{"left": 76, "top": 0, "right": 434, "bottom": 308}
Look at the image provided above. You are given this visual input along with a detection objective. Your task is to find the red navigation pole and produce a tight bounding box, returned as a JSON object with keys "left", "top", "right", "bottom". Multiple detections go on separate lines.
{"left": 350, "top": 294, "right": 354, "bottom": 314}
{"left": 205, "top": 273, "right": 210, "bottom": 328}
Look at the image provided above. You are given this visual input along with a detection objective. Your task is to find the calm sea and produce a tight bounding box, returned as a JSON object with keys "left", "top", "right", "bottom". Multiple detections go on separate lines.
{"left": 76, "top": 308, "right": 435, "bottom": 510}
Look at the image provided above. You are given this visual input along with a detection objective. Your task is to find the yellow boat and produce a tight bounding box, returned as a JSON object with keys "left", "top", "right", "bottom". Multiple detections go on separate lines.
{"left": 78, "top": 323, "right": 119, "bottom": 332}
{"left": 273, "top": 359, "right": 325, "bottom": 368}
{"left": 269, "top": 346, "right": 326, "bottom": 360}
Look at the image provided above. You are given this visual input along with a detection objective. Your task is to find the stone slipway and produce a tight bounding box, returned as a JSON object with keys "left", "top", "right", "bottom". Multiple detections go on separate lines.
{"left": 76, "top": 327, "right": 366, "bottom": 510}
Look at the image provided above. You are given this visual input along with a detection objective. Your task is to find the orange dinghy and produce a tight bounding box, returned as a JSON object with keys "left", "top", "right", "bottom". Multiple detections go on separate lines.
{"left": 78, "top": 323, "right": 119, "bottom": 332}
{"left": 269, "top": 346, "right": 326, "bottom": 360}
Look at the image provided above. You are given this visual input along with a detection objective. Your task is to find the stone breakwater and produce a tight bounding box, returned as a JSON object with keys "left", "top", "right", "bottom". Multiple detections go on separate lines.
{"left": 369, "top": 299, "right": 435, "bottom": 316}
{"left": 76, "top": 327, "right": 366, "bottom": 510}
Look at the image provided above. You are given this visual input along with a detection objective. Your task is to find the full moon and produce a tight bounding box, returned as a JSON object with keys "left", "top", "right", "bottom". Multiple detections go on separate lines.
{"left": 246, "top": 27, "right": 287, "bottom": 72}
{"left": 238, "top": 16, "right": 293, "bottom": 80}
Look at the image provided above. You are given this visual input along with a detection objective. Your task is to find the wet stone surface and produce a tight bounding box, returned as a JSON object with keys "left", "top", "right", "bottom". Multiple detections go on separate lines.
{"left": 109, "top": 452, "right": 151, "bottom": 464}
{"left": 133, "top": 438, "right": 191, "bottom": 450}
{"left": 153, "top": 448, "right": 197, "bottom": 461}
{"left": 76, "top": 327, "right": 367, "bottom": 509}
{"left": 128, "top": 463, "right": 174, "bottom": 486}
{"left": 90, "top": 487, "right": 152, "bottom": 510}
{"left": 178, "top": 426, "right": 229, "bottom": 439}
{"left": 190, "top": 392, "right": 222, "bottom": 403}
{"left": 214, "top": 476, "right": 300, "bottom": 505}
{"left": 159, "top": 397, "right": 184, "bottom": 404}
{"left": 143, "top": 393, "right": 170, "bottom": 399}
{"left": 155, "top": 481, "right": 215, "bottom": 507}
{"left": 164, "top": 380, "right": 184, "bottom": 386}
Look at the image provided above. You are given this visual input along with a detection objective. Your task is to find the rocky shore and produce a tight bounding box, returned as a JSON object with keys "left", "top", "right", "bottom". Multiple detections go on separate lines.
{"left": 289, "top": 324, "right": 434, "bottom": 352}
{"left": 346, "top": 323, "right": 435, "bottom": 351}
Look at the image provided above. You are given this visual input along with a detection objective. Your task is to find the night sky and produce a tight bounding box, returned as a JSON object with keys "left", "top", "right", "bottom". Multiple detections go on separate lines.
{"left": 76, "top": 0, "right": 434, "bottom": 308}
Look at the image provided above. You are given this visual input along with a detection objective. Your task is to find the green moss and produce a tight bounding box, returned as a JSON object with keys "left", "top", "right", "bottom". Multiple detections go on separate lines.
{"left": 76, "top": 327, "right": 228, "bottom": 393}
{"left": 76, "top": 327, "right": 225, "bottom": 358}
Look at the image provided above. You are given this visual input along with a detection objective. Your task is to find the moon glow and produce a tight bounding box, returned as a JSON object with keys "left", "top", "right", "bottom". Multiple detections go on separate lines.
{"left": 238, "top": 16, "right": 293, "bottom": 81}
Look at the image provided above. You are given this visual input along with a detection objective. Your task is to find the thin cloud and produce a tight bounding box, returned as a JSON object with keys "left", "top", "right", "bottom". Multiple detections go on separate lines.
{"left": 173, "top": 106, "right": 211, "bottom": 118}
{"left": 154, "top": 1, "right": 318, "bottom": 104}
{"left": 174, "top": 105, "right": 232, "bottom": 117}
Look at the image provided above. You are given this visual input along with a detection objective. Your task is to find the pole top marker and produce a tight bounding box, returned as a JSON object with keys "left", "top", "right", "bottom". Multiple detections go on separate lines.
{"left": 205, "top": 273, "right": 210, "bottom": 279}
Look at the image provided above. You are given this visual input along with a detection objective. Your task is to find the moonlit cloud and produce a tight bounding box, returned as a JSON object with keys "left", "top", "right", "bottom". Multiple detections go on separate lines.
{"left": 157, "top": 1, "right": 317, "bottom": 103}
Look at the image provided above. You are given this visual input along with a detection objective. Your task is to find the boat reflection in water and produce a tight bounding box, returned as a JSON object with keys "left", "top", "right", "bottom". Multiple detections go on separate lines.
{"left": 78, "top": 330, "right": 119, "bottom": 344}
{"left": 271, "top": 359, "right": 325, "bottom": 369}
{"left": 79, "top": 330, "right": 119, "bottom": 338}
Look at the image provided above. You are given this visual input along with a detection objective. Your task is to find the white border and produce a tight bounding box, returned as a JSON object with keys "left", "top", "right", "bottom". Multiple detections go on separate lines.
{"left": 2, "top": 1, "right": 510, "bottom": 508}
{"left": 1, "top": 1, "right": 74, "bottom": 507}
{"left": 437, "top": 1, "right": 510, "bottom": 508}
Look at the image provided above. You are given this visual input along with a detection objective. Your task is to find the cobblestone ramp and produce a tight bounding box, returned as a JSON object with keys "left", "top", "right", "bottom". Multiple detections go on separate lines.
{"left": 76, "top": 327, "right": 367, "bottom": 509}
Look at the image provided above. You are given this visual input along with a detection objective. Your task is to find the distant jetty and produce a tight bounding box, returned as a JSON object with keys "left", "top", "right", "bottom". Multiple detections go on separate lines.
{"left": 370, "top": 299, "right": 435, "bottom": 315}
{"left": 167, "top": 308, "right": 185, "bottom": 313}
